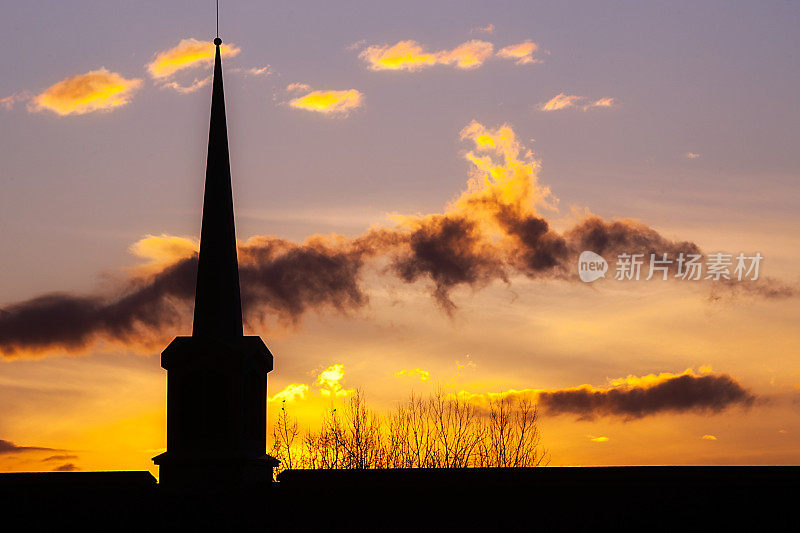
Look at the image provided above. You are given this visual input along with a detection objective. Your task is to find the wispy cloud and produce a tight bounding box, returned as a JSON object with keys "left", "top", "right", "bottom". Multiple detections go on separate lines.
{"left": 289, "top": 88, "right": 364, "bottom": 116}
{"left": 540, "top": 93, "right": 582, "bottom": 111}
{"left": 591, "top": 97, "right": 615, "bottom": 108}
{"left": 0, "top": 91, "right": 33, "bottom": 110}
{"left": 0, "top": 439, "right": 58, "bottom": 454}
{"left": 244, "top": 66, "right": 271, "bottom": 77}
{"left": 52, "top": 463, "right": 79, "bottom": 472}
{"left": 359, "top": 39, "right": 494, "bottom": 71}
{"left": 42, "top": 454, "right": 79, "bottom": 462}
{"left": 30, "top": 69, "right": 142, "bottom": 116}
{"left": 686, "top": 152, "right": 701, "bottom": 159}
{"left": 286, "top": 82, "right": 311, "bottom": 92}
{"left": 539, "top": 93, "right": 616, "bottom": 111}
{"left": 147, "top": 38, "right": 240, "bottom": 79}
{"left": 497, "top": 40, "right": 540, "bottom": 65}
{"left": 160, "top": 76, "right": 211, "bottom": 94}
{"left": 471, "top": 24, "right": 495, "bottom": 35}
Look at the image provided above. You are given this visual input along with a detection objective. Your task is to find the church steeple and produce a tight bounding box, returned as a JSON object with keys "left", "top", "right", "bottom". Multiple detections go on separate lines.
{"left": 192, "top": 37, "right": 243, "bottom": 340}
{"left": 154, "top": 36, "right": 277, "bottom": 489}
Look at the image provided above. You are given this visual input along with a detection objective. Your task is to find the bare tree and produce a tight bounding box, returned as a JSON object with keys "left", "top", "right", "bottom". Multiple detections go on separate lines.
{"left": 274, "top": 389, "right": 549, "bottom": 471}
{"left": 270, "top": 400, "right": 299, "bottom": 473}
{"left": 478, "top": 395, "right": 549, "bottom": 467}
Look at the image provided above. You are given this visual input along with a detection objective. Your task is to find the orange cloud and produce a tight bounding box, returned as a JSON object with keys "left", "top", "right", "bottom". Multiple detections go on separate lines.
{"left": 497, "top": 41, "right": 540, "bottom": 65}
{"left": 539, "top": 93, "right": 582, "bottom": 111}
{"left": 289, "top": 89, "right": 364, "bottom": 116}
{"left": 147, "top": 38, "right": 240, "bottom": 79}
{"left": 439, "top": 40, "right": 494, "bottom": 69}
{"left": 589, "top": 436, "right": 610, "bottom": 442}
{"left": 592, "top": 97, "right": 615, "bottom": 108}
{"left": 539, "top": 93, "right": 616, "bottom": 111}
{"left": 31, "top": 69, "right": 142, "bottom": 116}
{"left": 359, "top": 39, "right": 494, "bottom": 71}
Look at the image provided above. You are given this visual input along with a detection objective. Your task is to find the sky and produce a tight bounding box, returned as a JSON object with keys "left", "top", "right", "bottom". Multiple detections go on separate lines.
{"left": 1, "top": 1, "right": 799, "bottom": 475}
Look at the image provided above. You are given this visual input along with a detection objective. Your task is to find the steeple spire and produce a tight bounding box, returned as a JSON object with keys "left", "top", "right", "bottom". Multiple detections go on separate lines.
{"left": 192, "top": 38, "right": 243, "bottom": 340}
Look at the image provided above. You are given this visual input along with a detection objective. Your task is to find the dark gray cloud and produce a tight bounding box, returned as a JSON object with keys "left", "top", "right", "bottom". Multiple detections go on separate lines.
{"left": 534, "top": 372, "right": 755, "bottom": 420}
{"left": 0, "top": 439, "right": 58, "bottom": 454}
{"left": 52, "top": 463, "right": 79, "bottom": 472}
{"left": 0, "top": 211, "right": 793, "bottom": 358}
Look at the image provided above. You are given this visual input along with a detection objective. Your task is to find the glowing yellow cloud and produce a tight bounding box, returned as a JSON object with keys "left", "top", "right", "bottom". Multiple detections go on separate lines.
{"left": 129, "top": 234, "right": 198, "bottom": 267}
{"left": 497, "top": 41, "right": 540, "bottom": 65}
{"left": 147, "top": 38, "right": 240, "bottom": 79}
{"left": 359, "top": 39, "right": 493, "bottom": 71}
{"left": 701, "top": 434, "right": 718, "bottom": 440}
{"left": 315, "top": 364, "right": 354, "bottom": 397}
{"left": 32, "top": 69, "right": 142, "bottom": 116}
{"left": 589, "top": 436, "right": 610, "bottom": 442}
{"left": 395, "top": 368, "right": 431, "bottom": 382}
{"left": 289, "top": 89, "right": 364, "bottom": 116}
{"left": 608, "top": 368, "right": 700, "bottom": 388}
{"left": 456, "top": 120, "right": 553, "bottom": 218}
{"left": 359, "top": 40, "right": 438, "bottom": 71}
{"left": 268, "top": 383, "right": 310, "bottom": 403}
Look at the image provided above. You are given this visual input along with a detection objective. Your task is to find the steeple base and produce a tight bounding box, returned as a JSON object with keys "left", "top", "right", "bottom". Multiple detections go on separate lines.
{"left": 153, "top": 451, "right": 279, "bottom": 490}
{"left": 154, "top": 335, "right": 277, "bottom": 489}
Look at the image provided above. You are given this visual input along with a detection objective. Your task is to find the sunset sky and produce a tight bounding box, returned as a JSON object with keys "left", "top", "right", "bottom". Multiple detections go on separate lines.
{"left": 1, "top": 1, "right": 799, "bottom": 476}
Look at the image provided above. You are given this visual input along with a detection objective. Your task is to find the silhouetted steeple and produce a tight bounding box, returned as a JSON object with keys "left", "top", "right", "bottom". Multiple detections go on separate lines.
{"left": 154, "top": 37, "right": 277, "bottom": 488}
{"left": 192, "top": 37, "right": 243, "bottom": 340}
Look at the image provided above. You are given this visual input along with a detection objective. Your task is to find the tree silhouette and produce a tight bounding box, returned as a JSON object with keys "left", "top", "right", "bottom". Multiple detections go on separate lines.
{"left": 271, "top": 388, "right": 549, "bottom": 473}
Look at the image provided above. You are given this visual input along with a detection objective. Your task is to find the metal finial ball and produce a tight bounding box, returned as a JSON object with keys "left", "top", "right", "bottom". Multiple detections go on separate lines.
{"left": 214, "top": 37, "right": 222, "bottom": 46}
